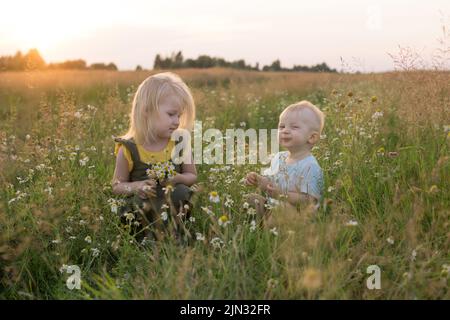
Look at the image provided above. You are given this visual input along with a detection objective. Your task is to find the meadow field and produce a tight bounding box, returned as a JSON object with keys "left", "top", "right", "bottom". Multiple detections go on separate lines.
{"left": 0, "top": 68, "right": 448, "bottom": 299}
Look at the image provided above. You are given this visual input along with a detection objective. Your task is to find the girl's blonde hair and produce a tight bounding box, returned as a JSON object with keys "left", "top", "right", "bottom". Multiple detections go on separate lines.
{"left": 122, "top": 72, "right": 195, "bottom": 145}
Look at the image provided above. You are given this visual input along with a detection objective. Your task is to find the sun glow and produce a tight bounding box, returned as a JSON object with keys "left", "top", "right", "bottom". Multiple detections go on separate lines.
{"left": 2, "top": 0, "right": 118, "bottom": 51}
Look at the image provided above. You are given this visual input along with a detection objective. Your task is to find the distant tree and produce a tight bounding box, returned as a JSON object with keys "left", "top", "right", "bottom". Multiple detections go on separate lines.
{"left": 184, "top": 58, "right": 196, "bottom": 68}
{"left": 197, "top": 55, "right": 215, "bottom": 68}
{"left": 292, "top": 62, "right": 337, "bottom": 73}
{"left": 152, "top": 52, "right": 264, "bottom": 71}
{"left": 0, "top": 49, "right": 123, "bottom": 72}
{"left": 135, "top": 65, "right": 143, "bottom": 71}
{"left": 0, "top": 51, "right": 24, "bottom": 71}
{"left": 48, "top": 59, "right": 86, "bottom": 70}
{"left": 90, "top": 62, "right": 117, "bottom": 70}
{"left": 271, "top": 59, "right": 281, "bottom": 71}
{"left": 107, "top": 62, "right": 118, "bottom": 70}
{"left": 215, "top": 58, "right": 229, "bottom": 68}
{"left": 154, "top": 54, "right": 162, "bottom": 69}
{"left": 174, "top": 51, "right": 183, "bottom": 68}
{"left": 24, "top": 49, "right": 46, "bottom": 70}
{"left": 11, "top": 51, "right": 25, "bottom": 70}
{"left": 90, "top": 63, "right": 106, "bottom": 70}
{"left": 263, "top": 59, "right": 282, "bottom": 71}
{"left": 231, "top": 59, "right": 246, "bottom": 69}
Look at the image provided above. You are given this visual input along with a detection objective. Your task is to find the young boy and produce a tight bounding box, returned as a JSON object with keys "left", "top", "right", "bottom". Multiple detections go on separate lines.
{"left": 244, "top": 100, "right": 324, "bottom": 216}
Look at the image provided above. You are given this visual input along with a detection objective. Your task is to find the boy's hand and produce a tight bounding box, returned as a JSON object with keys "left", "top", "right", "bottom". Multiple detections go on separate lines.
{"left": 266, "top": 183, "right": 281, "bottom": 198}
{"left": 135, "top": 179, "right": 157, "bottom": 199}
{"left": 245, "top": 172, "right": 258, "bottom": 186}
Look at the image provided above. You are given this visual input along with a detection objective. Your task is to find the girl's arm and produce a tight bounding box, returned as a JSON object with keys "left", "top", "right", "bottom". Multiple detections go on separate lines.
{"left": 167, "top": 154, "right": 197, "bottom": 186}
{"left": 112, "top": 147, "right": 155, "bottom": 197}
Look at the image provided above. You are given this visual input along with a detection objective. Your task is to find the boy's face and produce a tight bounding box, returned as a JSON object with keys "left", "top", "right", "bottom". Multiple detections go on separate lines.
{"left": 278, "top": 110, "right": 318, "bottom": 150}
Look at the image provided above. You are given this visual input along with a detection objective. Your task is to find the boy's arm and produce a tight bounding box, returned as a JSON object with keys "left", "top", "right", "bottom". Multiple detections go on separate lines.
{"left": 285, "top": 191, "right": 318, "bottom": 207}
{"left": 266, "top": 184, "right": 318, "bottom": 207}
{"left": 284, "top": 164, "right": 322, "bottom": 208}
{"left": 256, "top": 174, "right": 271, "bottom": 191}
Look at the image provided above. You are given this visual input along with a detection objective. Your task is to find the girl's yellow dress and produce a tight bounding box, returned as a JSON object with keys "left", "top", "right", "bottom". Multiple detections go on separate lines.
{"left": 114, "top": 139, "right": 175, "bottom": 172}
{"left": 113, "top": 137, "right": 193, "bottom": 242}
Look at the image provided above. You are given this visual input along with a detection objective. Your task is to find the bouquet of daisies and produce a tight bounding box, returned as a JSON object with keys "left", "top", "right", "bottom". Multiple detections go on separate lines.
{"left": 146, "top": 161, "right": 177, "bottom": 183}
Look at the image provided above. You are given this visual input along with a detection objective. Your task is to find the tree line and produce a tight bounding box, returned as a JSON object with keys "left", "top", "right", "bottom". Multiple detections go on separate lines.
{"left": 154, "top": 51, "right": 337, "bottom": 73}
{"left": 0, "top": 48, "right": 337, "bottom": 73}
{"left": 0, "top": 49, "right": 118, "bottom": 71}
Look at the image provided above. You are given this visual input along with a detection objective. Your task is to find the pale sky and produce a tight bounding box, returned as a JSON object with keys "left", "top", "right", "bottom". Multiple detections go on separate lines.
{"left": 1, "top": 0, "right": 449, "bottom": 72}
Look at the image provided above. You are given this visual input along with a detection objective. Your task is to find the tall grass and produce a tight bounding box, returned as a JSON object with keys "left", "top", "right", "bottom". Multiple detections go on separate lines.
{"left": 0, "top": 68, "right": 448, "bottom": 299}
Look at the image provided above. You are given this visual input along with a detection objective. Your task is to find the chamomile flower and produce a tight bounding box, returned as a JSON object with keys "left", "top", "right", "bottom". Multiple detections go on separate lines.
{"left": 196, "top": 233, "right": 205, "bottom": 241}
{"left": 250, "top": 220, "right": 257, "bottom": 232}
{"left": 270, "top": 227, "right": 278, "bottom": 236}
{"left": 371, "top": 110, "right": 383, "bottom": 120}
{"left": 411, "top": 249, "right": 417, "bottom": 261}
{"left": 345, "top": 219, "right": 358, "bottom": 227}
{"left": 210, "top": 237, "right": 224, "bottom": 249}
{"left": 247, "top": 207, "right": 256, "bottom": 216}
{"left": 224, "top": 197, "right": 234, "bottom": 208}
{"left": 91, "top": 248, "right": 100, "bottom": 258}
{"left": 218, "top": 215, "right": 230, "bottom": 227}
{"left": 124, "top": 212, "right": 135, "bottom": 223}
{"left": 147, "top": 161, "right": 176, "bottom": 181}
{"left": 209, "top": 191, "right": 220, "bottom": 203}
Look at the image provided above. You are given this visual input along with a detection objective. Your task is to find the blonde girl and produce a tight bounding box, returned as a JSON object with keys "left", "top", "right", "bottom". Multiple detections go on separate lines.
{"left": 112, "top": 72, "right": 196, "bottom": 240}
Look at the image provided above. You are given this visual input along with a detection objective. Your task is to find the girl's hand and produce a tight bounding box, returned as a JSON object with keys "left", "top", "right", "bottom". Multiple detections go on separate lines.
{"left": 266, "top": 183, "right": 281, "bottom": 198}
{"left": 135, "top": 179, "right": 157, "bottom": 199}
{"left": 160, "top": 175, "right": 178, "bottom": 187}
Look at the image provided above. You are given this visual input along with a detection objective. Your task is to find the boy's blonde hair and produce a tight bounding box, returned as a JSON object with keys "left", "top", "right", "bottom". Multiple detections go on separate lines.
{"left": 122, "top": 72, "right": 195, "bottom": 145}
{"left": 280, "top": 100, "right": 325, "bottom": 134}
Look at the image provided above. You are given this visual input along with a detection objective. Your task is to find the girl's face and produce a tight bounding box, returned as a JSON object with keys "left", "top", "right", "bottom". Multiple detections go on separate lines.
{"left": 154, "top": 94, "right": 183, "bottom": 140}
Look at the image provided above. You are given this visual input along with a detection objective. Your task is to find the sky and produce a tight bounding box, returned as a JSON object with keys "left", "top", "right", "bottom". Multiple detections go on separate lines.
{"left": 1, "top": 0, "right": 449, "bottom": 72}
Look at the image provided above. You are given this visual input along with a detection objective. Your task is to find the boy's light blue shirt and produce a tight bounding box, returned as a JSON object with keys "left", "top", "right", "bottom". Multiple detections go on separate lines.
{"left": 263, "top": 151, "right": 324, "bottom": 201}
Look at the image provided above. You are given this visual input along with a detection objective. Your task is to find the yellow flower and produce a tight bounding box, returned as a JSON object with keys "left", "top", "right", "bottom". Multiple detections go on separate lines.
{"left": 377, "top": 147, "right": 385, "bottom": 154}
{"left": 371, "top": 96, "right": 378, "bottom": 103}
